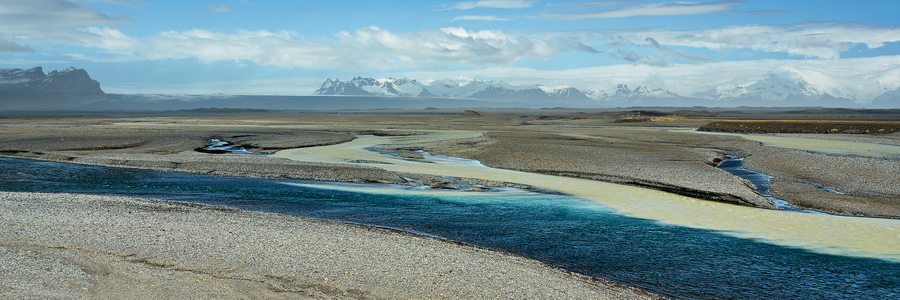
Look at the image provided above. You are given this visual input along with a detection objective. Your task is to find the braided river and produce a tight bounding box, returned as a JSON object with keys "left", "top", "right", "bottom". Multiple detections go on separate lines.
{"left": 3, "top": 130, "right": 897, "bottom": 299}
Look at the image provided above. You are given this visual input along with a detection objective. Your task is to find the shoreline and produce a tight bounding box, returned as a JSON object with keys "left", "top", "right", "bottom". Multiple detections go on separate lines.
{"left": 0, "top": 191, "right": 660, "bottom": 299}
{"left": 268, "top": 131, "right": 900, "bottom": 261}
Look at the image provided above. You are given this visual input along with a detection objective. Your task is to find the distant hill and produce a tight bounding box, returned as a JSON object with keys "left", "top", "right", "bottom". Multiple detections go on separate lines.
{"left": 0, "top": 67, "right": 106, "bottom": 110}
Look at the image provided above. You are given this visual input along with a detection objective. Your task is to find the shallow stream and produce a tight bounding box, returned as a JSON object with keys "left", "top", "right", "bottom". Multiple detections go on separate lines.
{"left": 684, "top": 129, "right": 900, "bottom": 159}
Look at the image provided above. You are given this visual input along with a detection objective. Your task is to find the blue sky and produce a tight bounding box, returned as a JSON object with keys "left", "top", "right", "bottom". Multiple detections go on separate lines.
{"left": 2, "top": 0, "right": 900, "bottom": 99}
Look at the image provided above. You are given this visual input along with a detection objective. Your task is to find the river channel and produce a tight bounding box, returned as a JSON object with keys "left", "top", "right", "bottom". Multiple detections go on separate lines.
{"left": 273, "top": 130, "right": 899, "bottom": 261}
{"left": 3, "top": 130, "right": 899, "bottom": 299}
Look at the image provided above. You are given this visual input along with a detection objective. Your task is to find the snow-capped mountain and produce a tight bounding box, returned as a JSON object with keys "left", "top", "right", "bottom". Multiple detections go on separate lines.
{"left": 315, "top": 69, "right": 900, "bottom": 107}
{"left": 587, "top": 84, "right": 681, "bottom": 103}
{"left": 0, "top": 67, "right": 106, "bottom": 110}
{"left": 316, "top": 77, "right": 431, "bottom": 97}
{"left": 0, "top": 67, "right": 47, "bottom": 84}
{"left": 315, "top": 76, "right": 741, "bottom": 106}
{"left": 316, "top": 77, "right": 596, "bottom": 104}
{"left": 708, "top": 67, "right": 826, "bottom": 101}
{"left": 699, "top": 66, "right": 862, "bottom": 107}
{"left": 869, "top": 88, "right": 900, "bottom": 108}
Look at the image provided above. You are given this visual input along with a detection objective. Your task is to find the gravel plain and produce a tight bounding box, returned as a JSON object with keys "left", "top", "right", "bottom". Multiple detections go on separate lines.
{"left": 1, "top": 109, "right": 898, "bottom": 298}
{"left": 0, "top": 191, "right": 657, "bottom": 299}
{"left": 1, "top": 111, "right": 896, "bottom": 217}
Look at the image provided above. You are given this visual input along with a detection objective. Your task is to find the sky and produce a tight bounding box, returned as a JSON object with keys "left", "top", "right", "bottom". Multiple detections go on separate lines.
{"left": 1, "top": 0, "right": 900, "bottom": 99}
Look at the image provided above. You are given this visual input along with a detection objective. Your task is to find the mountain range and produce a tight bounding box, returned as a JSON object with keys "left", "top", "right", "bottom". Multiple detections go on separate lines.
{"left": 0, "top": 67, "right": 106, "bottom": 110}
{"left": 1, "top": 66, "right": 898, "bottom": 110}
{"left": 317, "top": 67, "right": 900, "bottom": 108}
{"left": 316, "top": 77, "right": 596, "bottom": 105}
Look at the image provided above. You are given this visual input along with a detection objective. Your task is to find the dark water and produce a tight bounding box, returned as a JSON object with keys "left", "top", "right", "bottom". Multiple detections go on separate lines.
{"left": 717, "top": 158, "right": 840, "bottom": 214}
{"left": 716, "top": 158, "right": 794, "bottom": 209}
{"left": 2, "top": 157, "right": 897, "bottom": 299}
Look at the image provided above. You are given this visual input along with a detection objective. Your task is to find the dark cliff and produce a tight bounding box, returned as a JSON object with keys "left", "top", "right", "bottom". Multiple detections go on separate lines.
{"left": 0, "top": 67, "right": 106, "bottom": 110}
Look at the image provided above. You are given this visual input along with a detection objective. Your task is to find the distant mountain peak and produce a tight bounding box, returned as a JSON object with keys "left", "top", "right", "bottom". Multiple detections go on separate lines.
{"left": 0, "top": 67, "right": 46, "bottom": 84}
{"left": 315, "top": 77, "right": 596, "bottom": 104}
{"left": 313, "top": 71, "right": 900, "bottom": 108}
{"left": 708, "top": 67, "right": 831, "bottom": 103}
{"left": 0, "top": 66, "right": 106, "bottom": 110}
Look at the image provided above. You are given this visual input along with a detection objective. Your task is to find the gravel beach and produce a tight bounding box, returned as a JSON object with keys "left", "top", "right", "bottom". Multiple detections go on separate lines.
{"left": 0, "top": 191, "right": 657, "bottom": 299}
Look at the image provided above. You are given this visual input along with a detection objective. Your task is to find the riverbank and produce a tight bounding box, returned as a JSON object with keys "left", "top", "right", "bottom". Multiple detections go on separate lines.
{"left": 0, "top": 191, "right": 657, "bottom": 299}
{"left": 0, "top": 110, "right": 897, "bottom": 218}
{"left": 0, "top": 112, "right": 772, "bottom": 208}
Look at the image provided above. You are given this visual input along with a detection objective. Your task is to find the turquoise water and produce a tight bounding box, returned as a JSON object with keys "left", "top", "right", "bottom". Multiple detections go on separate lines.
{"left": 2, "top": 157, "right": 897, "bottom": 299}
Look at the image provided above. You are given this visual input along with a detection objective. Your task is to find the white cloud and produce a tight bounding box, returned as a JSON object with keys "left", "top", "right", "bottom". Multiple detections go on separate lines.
{"left": 0, "top": 0, "right": 130, "bottom": 52}
{"left": 77, "top": 26, "right": 562, "bottom": 70}
{"left": 387, "top": 55, "right": 900, "bottom": 101}
{"left": 79, "top": 26, "right": 140, "bottom": 51}
{"left": 543, "top": 1, "right": 743, "bottom": 20}
{"left": 530, "top": 21, "right": 900, "bottom": 64}
{"left": 645, "top": 37, "right": 710, "bottom": 62}
{"left": 0, "top": 39, "right": 33, "bottom": 52}
{"left": 6, "top": 1, "right": 897, "bottom": 76}
{"left": 43, "top": 19, "right": 900, "bottom": 70}
{"left": 623, "top": 22, "right": 900, "bottom": 59}
{"left": 610, "top": 48, "right": 671, "bottom": 66}
{"left": 444, "top": 0, "right": 536, "bottom": 10}
{"left": 453, "top": 15, "right": 511, "bottom": 21}
{"left": 98, "top": 55, "right": 900, "bottom": 101}
{"left": 337, "top": 26, "right": 561, "bottom": 68}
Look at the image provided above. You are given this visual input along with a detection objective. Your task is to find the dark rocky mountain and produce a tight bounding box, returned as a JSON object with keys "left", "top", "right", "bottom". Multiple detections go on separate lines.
{"left": 0, "top": 67, "right": 106, "bottom": 110}
{"left": 315, "top": 77, "right": 373, "bottom": 96}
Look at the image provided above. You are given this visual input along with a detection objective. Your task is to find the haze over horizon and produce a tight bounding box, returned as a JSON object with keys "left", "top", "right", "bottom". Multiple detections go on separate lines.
{"left": 2, "top": 1, "right": 900, "bottom": 105}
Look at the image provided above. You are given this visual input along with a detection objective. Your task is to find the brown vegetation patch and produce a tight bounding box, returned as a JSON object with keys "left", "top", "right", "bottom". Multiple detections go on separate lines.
{"left": 59, "top": 142, "right": 150, "bottom": 151}
{"left": 698, "top": 120, "right": 900, "bottom": 134}
{"left": 614, "top": 113, "right": 690, "bottom": 123}
{"left": 356, "top": 130, "right": 421, "bottom": 136}
{"left": 460, "top": 110, "right": 489, "bottom": 116}
{"left": 614, "top": 117, "right": 652, "bottom": 123}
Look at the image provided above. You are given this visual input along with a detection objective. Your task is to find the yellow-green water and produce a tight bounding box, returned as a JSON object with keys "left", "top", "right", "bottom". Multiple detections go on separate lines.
{"left": 678, "top": 129, "right": 900, "bottom": 159}
{"left": 273, "top": 130, "right": 900, "bottom": 262}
